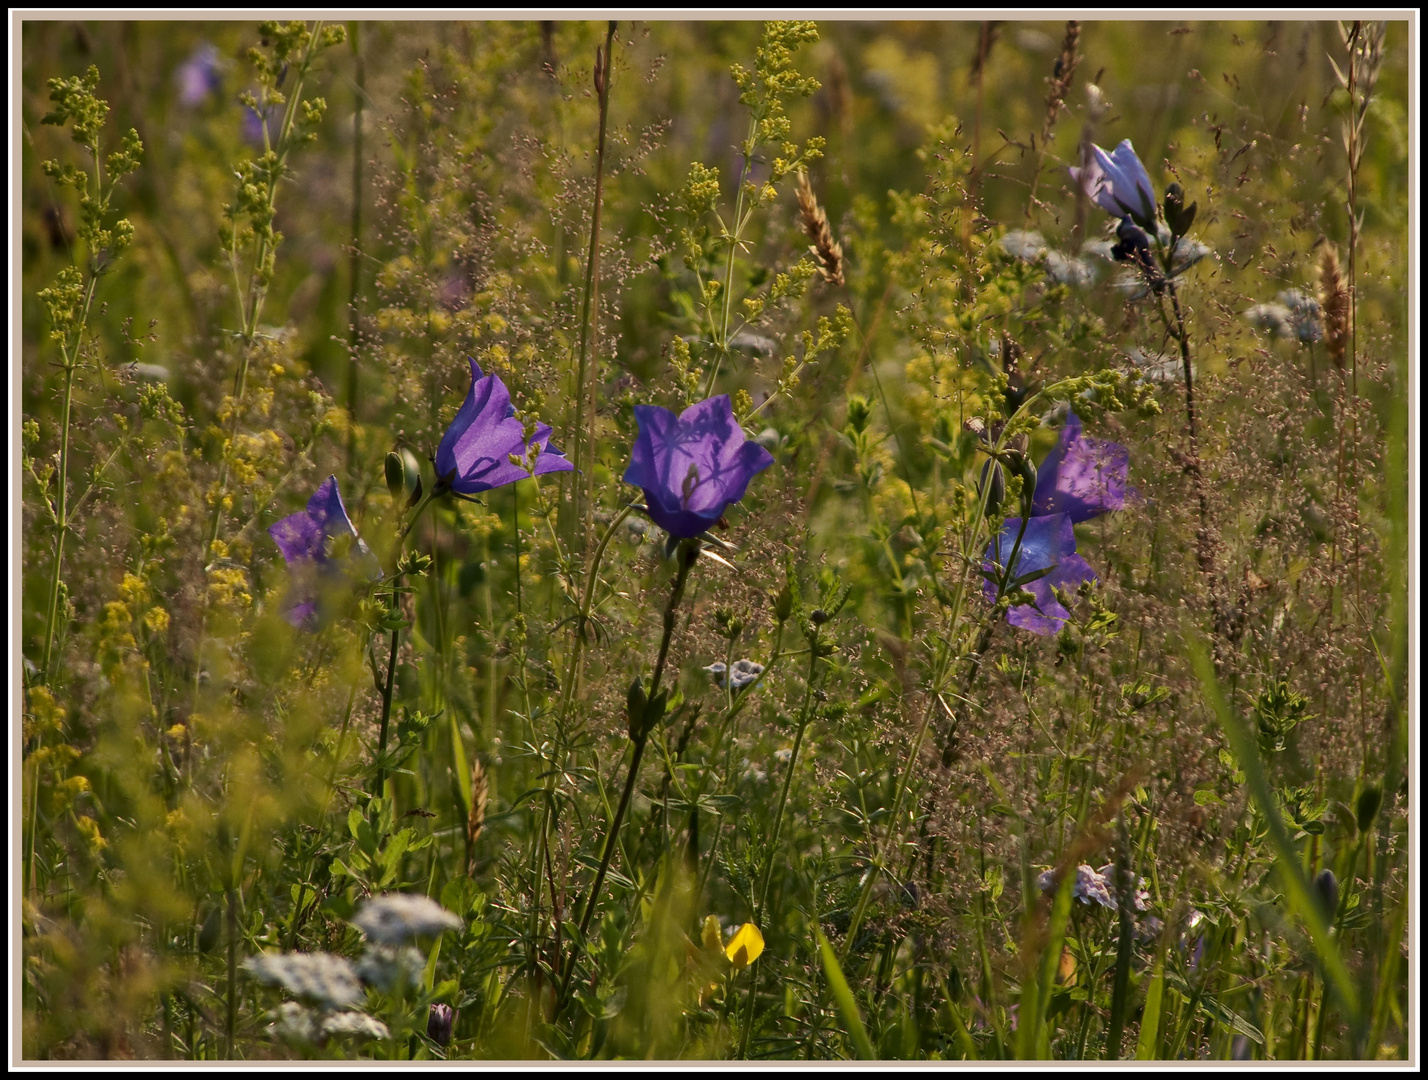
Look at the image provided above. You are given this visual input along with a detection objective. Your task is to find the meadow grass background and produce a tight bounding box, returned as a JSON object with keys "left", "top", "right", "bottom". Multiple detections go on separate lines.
{"left": 19, "top": 19, "right": 1412, "bottom": 1060}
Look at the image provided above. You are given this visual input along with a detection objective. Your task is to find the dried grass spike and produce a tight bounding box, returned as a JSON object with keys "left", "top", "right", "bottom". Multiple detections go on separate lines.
{"left": 1041, "top": 21, "right": 1081, "bottom": 142}
{"left": 795, "top": 169, "right": 844, "bottom": 286}
{"left": 1318, "top": 243, "right": 1350, "bottom": 370}
{"left": 466, "top": 757, "right": 489, "bottom": 875}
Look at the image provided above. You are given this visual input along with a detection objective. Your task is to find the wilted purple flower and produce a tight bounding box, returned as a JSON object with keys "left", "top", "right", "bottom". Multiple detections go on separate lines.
{"left": 1095, "top": 864, "right": 1153, "bottom": 912}
{"left": 435, "top": 358, "right": 573, "bottom": 496}
{"left": 175, "top": 43, "right": 221, "bottom": 107}
{"left": 1111, "top": 217, "right": 1157, "bottom": 274}
{"left": 427, "top": 1003, "right": 456, "bottom": 1046}
{"left": 268, "top": 475, "right": 380, "bottom": 630}
{"left": 1070, "top": 139, "right": 1158, "bottom": 229}
{"left": 1036, "top": 864, "right": 1116, "bottom": 909}
{"left": 1031, "top": 410, "right": 1129, "bottom": 523}
{"left": 705, "top": 659, "right": 765, "bottom": 691}
{"left": 984, "top": 513, "right": 1097, "bottom": 635}
{"left": 623, "top": 395, "right": 774, "bottom": 538}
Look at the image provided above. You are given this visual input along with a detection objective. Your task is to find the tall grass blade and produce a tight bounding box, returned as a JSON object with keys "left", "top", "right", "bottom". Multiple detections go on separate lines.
{"left": 817, "top": 929, "right": 877, "bottom": 1060}
{"left": 1186, "top": 633, "right": 1365, "bottom": 1047}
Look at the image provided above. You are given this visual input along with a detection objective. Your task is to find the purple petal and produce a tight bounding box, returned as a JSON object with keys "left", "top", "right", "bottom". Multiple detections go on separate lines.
{"left": 437, "top": 358, "right": 570, "bottom": 494}
{"left": 1032, "top": 411, "right": 1129, "bottom": 523}
{"left": 268, "top": 475, "right": 379, "bottom": 631}
{"left": 269, "top": 509, "right": 325, "bottom": 566}
{"left": 305, "top": 475, "right": 359, "bottom": 545}
{"left": 622, "top": 396, "right": 774, "bottom": 538}
{"left": 1109, "top": 139, "right": 1158, "bottom": 226}
{"left": 983, "top": 514, "right": 1096, "bottom": 636}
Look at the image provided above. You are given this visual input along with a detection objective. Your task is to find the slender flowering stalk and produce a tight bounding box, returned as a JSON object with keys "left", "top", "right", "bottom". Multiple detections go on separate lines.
{"left": 567, "top": 20, "right": 617, "bottom": 547}
{"left": 559, "top": 538, "right": 698, "bottom": 1001}
{"left": 795, "top": 169, "right": 843, "bottom": 285}
{"left": 35, "top": 68, "right": 143, "bottom": 682}
{"left": 1075, "top": 138, "right": 1214, "bottom": 581}
{"left": 1025, "top": 21, "right": 1081, "bottom": 221}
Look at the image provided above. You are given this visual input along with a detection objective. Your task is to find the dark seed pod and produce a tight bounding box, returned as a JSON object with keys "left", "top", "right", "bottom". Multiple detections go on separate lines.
{"left": 626, "top": 677, "right": 648, "bottom": 740}
{"left": 1313, "top": 868, "right": 1339, "bottom": 920}
{"left": 197, "top": 904, "right": 223, "bottom": 954}
{"left": 1356, "top": 785, "right": 1382, "bottom": 833}
{"left": 385, "top": 447, "right": 423, "bottom": 507}
{"left": 980, "top": 459, "right": 1005, "bottom": 517}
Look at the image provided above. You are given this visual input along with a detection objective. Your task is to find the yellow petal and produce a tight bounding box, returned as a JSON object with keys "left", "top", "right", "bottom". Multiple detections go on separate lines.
{"left": 701, "top": 914, "right": 724, "bottom": 955}
{"left": 725, "top": 922, "right": 764, "bottom": 970}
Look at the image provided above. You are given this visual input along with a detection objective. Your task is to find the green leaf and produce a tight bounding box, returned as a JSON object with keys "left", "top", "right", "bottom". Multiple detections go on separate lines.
{"left": 1187, "top": 632, "right": 1363, "bottom": 1044}
{"left": 1135, "top": 951, "right": 1167, "bottom": 1059}
{"left": 817, "top": 929, "right": 875, "bottom": 1060}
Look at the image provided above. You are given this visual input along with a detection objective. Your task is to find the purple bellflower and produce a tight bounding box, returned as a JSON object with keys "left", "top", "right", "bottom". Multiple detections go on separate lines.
{"left": 175, "top": 43, "right": 222, "bottom": 107}
{"left": 268, "top": 475, "right": 380, "bottom": 629}
{"left": 1070, "top": 139, "right": 1158, "bottom": 231}
{"left": 983, "top": 513, "right": 1097, "bottom": 635}
{"left": 623, "top": 395, "right": 774, "bottom": 539}
{"left": 1030, "top": 409, "right": 1129, "bottom": 523}
{"left": 435, "top": 358, "right": 573, "bottom": 496}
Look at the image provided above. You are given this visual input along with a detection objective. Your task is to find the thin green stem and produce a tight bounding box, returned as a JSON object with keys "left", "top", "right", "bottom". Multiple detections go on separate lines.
{"left": 559, "top": 540, "right": 696, "bottom": 1000}
{"left": 755, "top": 641, "right": 820, "bottom": 922}
{"left": 702, "top": 115, "right": 760, "bottom": 399}
{"left": 345, "top": 20, "right": 364, "bottom": 475}
{"left": 567, "top": 21, "right": 617, "bottom": 547}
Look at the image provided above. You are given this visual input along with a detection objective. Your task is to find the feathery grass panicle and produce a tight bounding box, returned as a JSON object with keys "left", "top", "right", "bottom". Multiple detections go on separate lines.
{"left": 795, "top": 169, "right": 844, "bottom": 286}
{"left": 1040, "top": 21, "right": 1081, "bottom": 143}
{"left": 466, "top": 757, "right": 488, "bottom": 874}
{"left": 1318, "top": 243, "right": 1350, "bottom": 370}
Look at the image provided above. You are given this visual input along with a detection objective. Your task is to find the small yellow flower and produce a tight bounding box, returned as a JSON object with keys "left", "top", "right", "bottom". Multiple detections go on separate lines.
{"left": 725, "top": 923, "right": 764, "bottom": 971}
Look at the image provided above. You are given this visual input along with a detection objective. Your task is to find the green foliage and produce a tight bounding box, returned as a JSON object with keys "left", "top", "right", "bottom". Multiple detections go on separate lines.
{"left": 19, "top": 17, "right": 1409, "bottom": 1064}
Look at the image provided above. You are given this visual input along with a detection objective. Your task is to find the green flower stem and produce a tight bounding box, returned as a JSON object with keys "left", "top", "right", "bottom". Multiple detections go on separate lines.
{"left": 838, "top": 391, "right": 1060, "bottom": 959}
{"left": 38, "top": 166, "right": 108, "bottom": 681}
{"left": 1155, "top": 271, "right": 1213, "bottom": 581}
{"left": 755, "top": 637, "right": 821, "bottom": 923}
{"left": 39, "top": 353, "right": 79, "bottom": 681}
{"left": 736, "top": 630, "right": 823, "bottom": 1060}
{"left": 206, "top": 22, "right": 331, "bottom": 559}
{"left": 531, "top": 503, "right": 637, "bottom": 942}
{"left": 567, "top": 21, "right": 617, "bottom": 547}
{"left": 701, "top": 114, "right": 760, "bottom": 399}
{"left": 559, "top": 539, "right": 696, "bottom": 1001}
{"left": 556, "top": 502, "right": 634, "bottom": 727}
{"left": 369, "top": 488, "right": 437, "bottom": 797}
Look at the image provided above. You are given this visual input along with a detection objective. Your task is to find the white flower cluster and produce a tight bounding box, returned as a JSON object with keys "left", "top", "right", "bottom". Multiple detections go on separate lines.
{"left": 352, "top": 892, "right": 463, "bottom": 945}
{"left": 244, "top": 951, "right": 364, "bottom": 1010}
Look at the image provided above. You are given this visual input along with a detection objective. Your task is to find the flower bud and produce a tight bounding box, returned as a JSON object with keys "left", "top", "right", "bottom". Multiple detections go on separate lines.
{"left": 845, "top": 395, "right": 872, "bottom": 435}
{"left": 770, "top": 584, "right": 794, "bottom": 623}
{"left": 626, "top": 678, "right": 648, "bottom": 740}
{"left": 1356, "top": 785, "right": 1382, "bottom": 833}
{"left": 1313, "top": 868, "right": 1339, "bottom": 921}
{"left": 427, "top": 1003, "right": 456, "bottom": 1046}
{"left": 979, "top": 459, "right": 1005, "bottom": 517}
{"left": 385, "top": 447, "right": 423, "bottom": 507}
